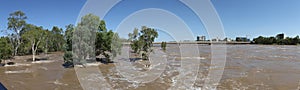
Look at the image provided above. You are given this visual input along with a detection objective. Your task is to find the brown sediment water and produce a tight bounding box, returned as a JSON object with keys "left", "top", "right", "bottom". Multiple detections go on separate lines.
{"left": 0, "top": 45, "right": 300, "bottom": 90}
{"left": 0, "top": 52, "right": 81, "bottom": 90}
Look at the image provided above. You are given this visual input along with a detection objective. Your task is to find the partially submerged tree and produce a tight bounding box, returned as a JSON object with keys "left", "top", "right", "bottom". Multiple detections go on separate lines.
{"left": 128, "top": 28, "right": 141, "bottom": 53}
{"left": 96, "top": 20, "right": 122, "bottom": 63}
{"left": 72, "top": 14, "right": 122, "bottom": 65}
{"left": 161, "top": 41, "right": 167, "bottom": 51}
{"left": 63, "top": 24, "right": 74, "bottom": 67}
{"left": 129, "top": 26, "right": 158, "bottom": 60}
{"left": 21, "top": 24, "right": 45, "bottom": 61}
{"left": 73, "top": 14, "right": 99, "bottom": 64}
{"left": 7, "top": 10, "right": 27, "bottom": 56}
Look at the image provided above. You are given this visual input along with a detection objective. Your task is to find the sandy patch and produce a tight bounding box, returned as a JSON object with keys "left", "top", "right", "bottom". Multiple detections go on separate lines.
{"left": 4, "top": 63, "right": 31, "bottom": 67}
{"left": 5, "top": 68, "right": 31, "bottom": 74}
{"left": 32, "top": 60, "right": 55, "bottom": 64}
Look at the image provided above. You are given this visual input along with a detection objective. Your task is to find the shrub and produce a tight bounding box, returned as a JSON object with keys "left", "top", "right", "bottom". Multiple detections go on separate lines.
{"left": 161, "top": 41, "right": 167, "bottom": 51}
{"left": 63, "top": 51, "right": 73, "bottom": 68}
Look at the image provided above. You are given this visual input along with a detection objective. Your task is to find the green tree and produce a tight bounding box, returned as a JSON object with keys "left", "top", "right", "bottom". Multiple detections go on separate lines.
{"left": 21, "top": 25, "right": 45, "bottom": 61}
{"left": 96, "top": 20, "right": 122, "bottom": 63}
{"left": 50, "top": 26, "right": 64, "bottom": 51}
{"left": 64, "top": 24, "right": 74, "bottom": 51}
{"left": 129, "top": 26, "right": 158, "bottom": 60}
{"left": 63, "top": 24, "right": 74, "bottom": 65}
{"left": 7, "top": 10, "right": 27, "bottom": 56}
{"left": 73, "top": 14, "right": 99, "bottom": 64}
{"left": 41, "top": 30, "right": 51, "bottom": 55}
{"left": 292, "top": 36, "right": 299, "bottom": 45}
{"left": 0, "top": 37, "right": 13, "bottom": 63}
{"left": 128, "top": 28, "right": 141, "bottom": 53}
{"left": 161, "top": 41, "right": 167, "bottom": 51}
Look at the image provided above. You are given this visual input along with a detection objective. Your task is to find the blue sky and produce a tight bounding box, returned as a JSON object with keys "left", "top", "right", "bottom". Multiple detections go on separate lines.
{"left": 1, "top": 0, "right": 300, "bottom": 41}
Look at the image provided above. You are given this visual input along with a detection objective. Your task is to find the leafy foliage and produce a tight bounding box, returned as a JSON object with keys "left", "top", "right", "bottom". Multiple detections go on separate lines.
{"left": 64, "top": 24, "right": 74, "bottom": 51}
{"left": 21, "top": 24, "right": 46, "bottom": 61}
{"left": 72, "top": 14, "right": 99, "bottom": 64}
{"left": 96, "top": 20, "right": 122, "bottom": 63}
{"left": 129, "top": 26, "right": 158, "bottom": 60}
{"left": 63, "top": 51, "right": 73, "bottom": 67}
{"left": 50, "top": 26, "right": 64, "bottom": 51}
{"left": 254, "top": 34, "right": 300, "bottom": 45}
{"left": 63, "top": 24, "right": 74, "bottom": 67}
{"left": 71, "top": 14, "right": 122, "bottom": 64}
{"left": 0, "top": 37, "right": 13, "bottom": 63}
{"left": 7, "top": 10, "right": 27, "bottom": 56}
{"left": 161, "top": 41, "right": 167, "bottom": 51}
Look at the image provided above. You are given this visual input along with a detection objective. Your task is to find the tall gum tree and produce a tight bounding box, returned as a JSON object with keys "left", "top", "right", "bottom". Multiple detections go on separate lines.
{"left": 21, "top": 24, "right": 45, "bottom": 61}
{"left": 7, "top": 10, "right": 27, "bottom": 56}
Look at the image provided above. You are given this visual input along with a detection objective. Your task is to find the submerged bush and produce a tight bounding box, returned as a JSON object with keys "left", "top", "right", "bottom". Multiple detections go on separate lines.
{"left": 63, "top": 51, "right": 73, "bottom": 68}
{"left": 161, "top": 41, "right": 167, "bottom": 51}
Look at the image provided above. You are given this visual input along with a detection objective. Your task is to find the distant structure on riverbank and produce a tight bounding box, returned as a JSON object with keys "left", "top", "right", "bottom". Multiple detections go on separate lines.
{"left": 196, "top": 36, "right": 206, "bottom": 41}
{"left": 276, "top": 33, "right": 284, "bottom": 39}
{"left": 236, "top": 37, "right": 250, "bottom": 42}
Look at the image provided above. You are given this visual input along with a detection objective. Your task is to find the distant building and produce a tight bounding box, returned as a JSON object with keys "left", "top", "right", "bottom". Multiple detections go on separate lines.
{"left": 197, "top": 36, "right": 206, "bottom": 41}
{"left": 223, "top": 38, "right": 233, "bottom": 42}
{"left": 276, "top": 33, "right": 284, "bottom": 39}
{"left": 236, "top": 37, "right": 249, "bottom": 42}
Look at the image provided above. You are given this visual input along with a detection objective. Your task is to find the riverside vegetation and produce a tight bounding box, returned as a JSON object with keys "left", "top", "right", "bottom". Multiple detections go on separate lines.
{"left": 0, "top": 11, "right": 125, "bottom": 67}
{"left": 0, "top": 10, "right": 159, "bottom": 67}
{"left": 253, "top": 33, "right": 300, "bottom": 45}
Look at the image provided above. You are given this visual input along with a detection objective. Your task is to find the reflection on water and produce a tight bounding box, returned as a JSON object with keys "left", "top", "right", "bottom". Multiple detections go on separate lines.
{"left": 0, "top": 45, "right": 300, "bottom": 90}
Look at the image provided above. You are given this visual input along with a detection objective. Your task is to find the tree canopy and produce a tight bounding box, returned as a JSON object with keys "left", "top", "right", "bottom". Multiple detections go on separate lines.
{"left": 129, "top": 26, "right": 158, "bottom": 60}
{"left": 0, "top": 37, "right": 12, "bottom": 63}
{"left": 7, "top": 10, "right": 27, "bottom": 56}
{"left": 21, "top": 24, "right": 46, "bottom": 61}
{"left": 68, "top": 14, "right": 122, "bottom": 65}
{"left": 253, "top": 34, "right": 300, "bottom": 45}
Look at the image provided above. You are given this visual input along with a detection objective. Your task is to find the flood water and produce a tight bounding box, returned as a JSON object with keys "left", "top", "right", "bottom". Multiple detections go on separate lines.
{"left": 0, "top": 45, "right": 300, "bottom": 90}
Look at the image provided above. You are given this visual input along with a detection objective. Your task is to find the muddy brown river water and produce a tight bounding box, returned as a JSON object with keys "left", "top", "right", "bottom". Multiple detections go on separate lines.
{"left": 0, "top": 45, "right": 300, "bottom": 90}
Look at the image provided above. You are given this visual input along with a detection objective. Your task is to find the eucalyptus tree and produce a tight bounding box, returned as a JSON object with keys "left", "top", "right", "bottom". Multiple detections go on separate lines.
{"left": 63, "top": 24, "right": 74, "bottom": 66}
{"left": 129, "top": 26, "right": 158, "bottom": 60}
{"left": 66, "top": 14, "right": 122, "bottom": 65}
{"left": 7, "top": 10, "right": 27, "bottom": 56}
{"left": 96, "top": 20, "right": 122, "bottom": 63}
{"left": 72, "top": 14, "right": 99, "bottom": 64}
{"left": 64, "top": 24, "right": 74, "bottom": 51}
{"left": 50, "top": 26, "right": 64, "bottom": 51}
{"left": 42, "top": 30, "right": 51, "bottom": 55}
{"left": 128, "top": 28, "right": 141, "bottom": 53}
{"left": 21, "top": 24, "right": 45, "bottom": 61}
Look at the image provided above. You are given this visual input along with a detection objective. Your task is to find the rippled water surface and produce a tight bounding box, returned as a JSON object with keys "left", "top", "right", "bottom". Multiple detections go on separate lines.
{"left": 0, "top": 45, "right": 300, "bottom": 90}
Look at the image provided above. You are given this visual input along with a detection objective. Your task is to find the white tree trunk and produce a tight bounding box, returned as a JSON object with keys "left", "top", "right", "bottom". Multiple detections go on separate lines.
{"left": 32, "top": 43, "right": 36, "bottom": 62}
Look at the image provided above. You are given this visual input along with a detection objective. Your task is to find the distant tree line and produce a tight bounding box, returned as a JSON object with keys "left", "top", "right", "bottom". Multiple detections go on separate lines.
{"left": 253, "top": 33, "right": 300, "bottom": 45}
{"left": 0, "top": 11, "right": 122, "bottom": 66}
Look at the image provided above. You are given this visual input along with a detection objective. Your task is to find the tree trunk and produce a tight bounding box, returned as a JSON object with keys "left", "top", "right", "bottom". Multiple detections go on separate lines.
{"left": 32, "top": 44, "right": 35, "bottom": 62}
{"left": 14, "top": 45, "right": 19, "bottom": 56}
{"left": 33, "top": 52, "right": 35, "bottom": 62}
